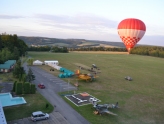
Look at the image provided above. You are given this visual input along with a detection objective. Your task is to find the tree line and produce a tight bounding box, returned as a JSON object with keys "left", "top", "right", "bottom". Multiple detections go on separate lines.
{"left": 28, "top": 46, "right": 69, "bottom": 53}
{"left": 28, "top": 46, "right": 126, "bottom": 52}
{"left": 69, "top": 47, "right": 127, "bottom": 52}
{"left": 0, "top": 33, "right": 28, "bottom": 64}
{"left": 130, "top": 46, "right": 164, "bottom": 58}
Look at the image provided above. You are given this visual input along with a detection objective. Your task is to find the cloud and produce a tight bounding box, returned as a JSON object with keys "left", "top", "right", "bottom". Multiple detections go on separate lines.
{"left": 34, "top": 14, "right": 118, "bottom": 33}
{"left": 0, "top": 14, "right": 24, "bottom": 19}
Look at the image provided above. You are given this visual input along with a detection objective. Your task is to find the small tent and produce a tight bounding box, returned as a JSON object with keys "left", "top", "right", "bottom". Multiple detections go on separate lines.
{"left": 33, "top": 60, "right": 43, "bottom": 65}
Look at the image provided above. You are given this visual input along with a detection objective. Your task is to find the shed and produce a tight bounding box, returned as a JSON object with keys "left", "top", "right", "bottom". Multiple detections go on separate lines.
{"left": 44, "top": 60, "right": 59, "bottom": 65}
{"left": 5, "top": 60, "right": 16, "bottom": 69}
{"left": 0, "top": 63, "right": 11, "bottom": 72}
{"left": 33, "top": 60, "right": 43, "bottom": 65}
{"left": 0, "top": 60, "right": 16, "bottom": 73}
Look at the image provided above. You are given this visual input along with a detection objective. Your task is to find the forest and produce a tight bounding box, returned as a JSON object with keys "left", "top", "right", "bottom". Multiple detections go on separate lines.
{"left": 0, "top": 33, "right": 28, "bottom": 64}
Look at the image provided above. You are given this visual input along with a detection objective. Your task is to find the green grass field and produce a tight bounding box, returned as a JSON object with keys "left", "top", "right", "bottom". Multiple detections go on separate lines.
{"left": 28, "top": 51, "right": 164, "bottom": 124}
{"left": 4, "top": 92, "right": 54, "bottom": 121}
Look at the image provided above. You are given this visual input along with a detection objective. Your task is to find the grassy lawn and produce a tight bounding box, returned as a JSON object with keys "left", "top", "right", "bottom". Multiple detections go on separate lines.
{"left": 3, "top": 92, "right": 54, "bottom": 121}
{"left": 0, "top": 71, "right": 54, "bottom": 121}
{"left": 28, "top": 51, "right": 164, "bottom": 124}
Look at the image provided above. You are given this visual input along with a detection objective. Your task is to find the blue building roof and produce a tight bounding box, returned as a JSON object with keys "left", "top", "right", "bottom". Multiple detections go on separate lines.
{"left": 0, "top": 60, "right": 16, "bottom": 69}
{"left": 5, "top": 60, "right": 16, "bottom": 65}
{"left": 0, "top": 63, "right": 11, "bottom": 69}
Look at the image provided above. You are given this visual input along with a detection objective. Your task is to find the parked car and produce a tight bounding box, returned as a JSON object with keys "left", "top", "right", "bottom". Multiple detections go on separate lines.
{"left": 38, "top": 83, "right": 45, "bottom": 89}
{"left": 31, "top": 111, "right": 49, "bottom": 122}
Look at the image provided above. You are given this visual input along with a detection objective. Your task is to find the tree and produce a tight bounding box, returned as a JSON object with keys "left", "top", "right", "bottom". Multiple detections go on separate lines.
{"left": 0, "top": 33, "right": 28, "bottom": 57}
{"left": 0, "top": 48, "right": 11, "bottom": 64}
{"left": 13, "top": 60, "right": 25, "bottom": 78}
{"left": 26, "top": 68, "right": 35, "bottom": 83}
{"left": 27, "top": 58, "right": 33, "bottom": 65}
{"left": 11, "top": 47, "right": 20, "bottom": 60}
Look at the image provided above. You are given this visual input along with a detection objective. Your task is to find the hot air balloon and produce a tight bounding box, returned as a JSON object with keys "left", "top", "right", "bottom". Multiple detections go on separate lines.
{"left": 117, "top": 18, "right": 146, "bottom": 53}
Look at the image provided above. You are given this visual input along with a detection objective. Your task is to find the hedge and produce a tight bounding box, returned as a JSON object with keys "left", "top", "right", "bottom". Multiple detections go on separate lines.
{"left": 24, "top": 82, "right": 31, "bottom": 94}
{"left": 31, "top": 84, "right": 36, "bottom": 94}
{"left": 12, "top": 81, "right": 17, "bottom": 92}
{"left": 16, "top": 82, "right": 22, "bottom": 95}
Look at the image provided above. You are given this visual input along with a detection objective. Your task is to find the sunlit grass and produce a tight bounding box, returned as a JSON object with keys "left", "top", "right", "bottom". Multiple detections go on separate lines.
{"left": 28, "top": 51, "right": 164, "bottom": 124}
{"left": 4, "top": 92, "right": 54, "bottom": 121}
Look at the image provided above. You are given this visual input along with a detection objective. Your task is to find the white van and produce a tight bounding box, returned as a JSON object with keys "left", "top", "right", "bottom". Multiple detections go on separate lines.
{"left": 31, "top": 111, "right": 49, "bottom": 121}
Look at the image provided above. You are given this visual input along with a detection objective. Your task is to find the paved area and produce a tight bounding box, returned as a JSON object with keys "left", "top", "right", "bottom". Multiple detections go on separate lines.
{"left": 1, "top": 65, "right": 90, "bottom": 124}
{"left": 30, "top": 66, "right": 90, "bottom": 124}
{"left": 6, "top": 63, "right": 90, "bottom": 124}
{"left": 8, "top": 111, "right": 69, "bottom": 124}
{"left": 0, "top": 82, "right": 13, "bottom": 93}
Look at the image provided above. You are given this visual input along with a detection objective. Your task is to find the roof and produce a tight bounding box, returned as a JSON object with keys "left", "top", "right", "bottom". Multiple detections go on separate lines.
{"left": 32, "top": 111, "right": 43, "bottom": 115}
{"left": 44, "top": 60, "right": 58, "bottom": 62}
{"left": 0, "top": 60, "right": 16, "bottom": 69}
{"left": 5, "top": 60, "right": 16, "bottom": 65}
{"left": 0, "top": 63, "right": 11, "bottom": 69}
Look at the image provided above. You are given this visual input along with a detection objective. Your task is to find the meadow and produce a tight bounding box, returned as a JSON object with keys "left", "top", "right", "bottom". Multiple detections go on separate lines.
{"left": 28, "top": 51, "right": 164, "bottom": 124}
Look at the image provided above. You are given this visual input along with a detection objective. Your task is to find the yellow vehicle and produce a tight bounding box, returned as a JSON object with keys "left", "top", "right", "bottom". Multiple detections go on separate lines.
{"left": 75, "top": 70, "right": 98, "bottom": 82}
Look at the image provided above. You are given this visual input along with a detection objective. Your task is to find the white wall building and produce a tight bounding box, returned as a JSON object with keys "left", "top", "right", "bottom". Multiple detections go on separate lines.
{"left": 44, "top": 60, "right": 59, "bottom": 65}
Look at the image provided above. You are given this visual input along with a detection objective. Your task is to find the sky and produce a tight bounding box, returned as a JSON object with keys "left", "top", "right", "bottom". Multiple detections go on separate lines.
{"left": 0, "top": 0, "right": 164, "bottom": 46}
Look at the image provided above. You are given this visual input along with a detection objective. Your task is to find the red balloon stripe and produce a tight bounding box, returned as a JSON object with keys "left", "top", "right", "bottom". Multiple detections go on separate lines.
{"left": 118, "top": 18, "right": 146, "bottom": 31}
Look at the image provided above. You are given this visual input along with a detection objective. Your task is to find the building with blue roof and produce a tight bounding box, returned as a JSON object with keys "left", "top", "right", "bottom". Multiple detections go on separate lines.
{"left": 0, "top": 60, "right": 16, "bottom": 73}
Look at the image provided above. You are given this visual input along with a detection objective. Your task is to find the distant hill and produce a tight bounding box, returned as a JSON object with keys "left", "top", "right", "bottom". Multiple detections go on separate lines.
{"left": 18, "top": 36, "right": 126, "bottom": 48}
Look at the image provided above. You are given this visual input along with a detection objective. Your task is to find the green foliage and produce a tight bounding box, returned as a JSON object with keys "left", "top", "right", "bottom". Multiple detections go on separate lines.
{"left": 22, "top": 74, "right": 27, "bottom": 83}
{"left": 46, "top": 103, "right": 49, "bottom": 108}
{"left": 13, "top": 60, "right": 25, "bottom": 78}
{"left": 27, "top": 58, "right": 33, "bottom": 65}
{"left": 0, "top": 48, "right": 12, "bottom": 64}
{"left": 30, "top": 84, "right": 36, "bottom": 94}
{"left": 28, "top": 46, "right": 51, "bottom": 51}
{"left": 12, "top": 47, "right": 20, "bottom": 60}
{"left": 26, "top": 67, "right": 35, "bottom": 82}
{"left": 18, "top": 74, "right": 22, "bottom": 81}
{"left": 69, "top": 47, "right": 127, "bottom": 52}
{"left": 130, "top": 46, "right": 164, "bottom": 58}
{"left": 28, "top": 45, "right": 127, "bottom": 52}
{"left": 0, "top": 33, "right": 28, "bottom": 57}
{"left": 12, "top": 81, "right": 17, "bottom": 92}
{"left": 24, "top": 82, "right": 31, "bottom": 94}
{"left": 15, "top": 82, "right": 22, "bottom": 95}
{"left": 28, "top": 46, "right": 68, "bottom": 53}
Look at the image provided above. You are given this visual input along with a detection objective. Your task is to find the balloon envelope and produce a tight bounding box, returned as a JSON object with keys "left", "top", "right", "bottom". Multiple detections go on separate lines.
{"left": 117, "top": 18, "right": 146, "bottom": 53}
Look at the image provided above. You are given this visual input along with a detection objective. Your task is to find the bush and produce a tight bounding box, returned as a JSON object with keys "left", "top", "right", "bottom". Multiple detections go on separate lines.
{"left": 12, "top": 81, "right": 17, "bottom": 92}
{"left": 31, "top": 84, "right": 36, "bottom": 94}
{"left": 22, "top": 74, "right": 27, "bottom": 83}
{"left": 24, "top": 82, "right": 31, "bottom": 94}
{"left": 16, "top": 82, "right": 22, "bottom": 95}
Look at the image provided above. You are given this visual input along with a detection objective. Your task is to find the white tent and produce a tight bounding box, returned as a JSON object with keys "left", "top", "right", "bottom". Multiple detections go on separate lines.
{"left": 33, "top": 60, "right": 43, "bottom": 65}
{"left": 48, "top": 63, "right": 62, "bottom": 70}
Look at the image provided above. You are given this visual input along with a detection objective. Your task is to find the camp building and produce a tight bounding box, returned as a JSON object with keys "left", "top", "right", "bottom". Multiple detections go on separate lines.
{"left": 0, "top": 60, "right": 16, "bottom": 73}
